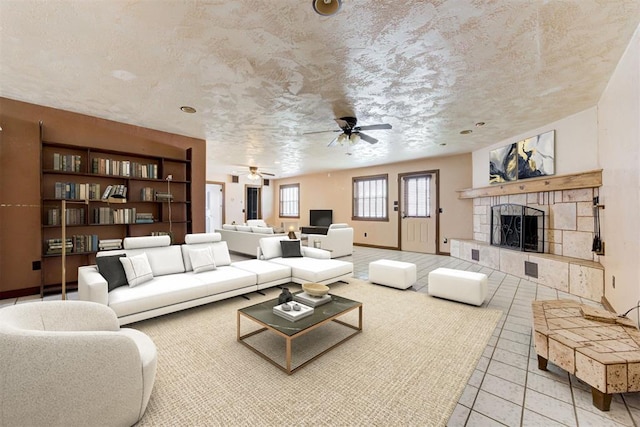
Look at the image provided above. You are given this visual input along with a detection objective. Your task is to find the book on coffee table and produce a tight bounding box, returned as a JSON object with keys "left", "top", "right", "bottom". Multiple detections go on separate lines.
{"left": 273, "top": 303, "right": 314, "bottom": 322}
{"left": 294, "top": 292, "right": 332, "bottom": 308}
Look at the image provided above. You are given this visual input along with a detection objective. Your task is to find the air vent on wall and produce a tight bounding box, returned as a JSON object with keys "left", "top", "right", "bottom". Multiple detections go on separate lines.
{"left": 231, "top": 175, "right": 239, "bottom": 183}
{"left": 524, "top": 261, "right": 538, "bottom": 278}
{"left": 471, "top": 249, "right": 479, "bottom": 261}
{"left": 263, "top": 179, "right": 270, "bottom": 186}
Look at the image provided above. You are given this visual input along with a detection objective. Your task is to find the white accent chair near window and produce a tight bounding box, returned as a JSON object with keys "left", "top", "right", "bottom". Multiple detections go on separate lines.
{"left": 305, "top": 223, "right": 354, "bottom": 258}
{"left": 0, "top": 300, "right": 157, "bottom": 427}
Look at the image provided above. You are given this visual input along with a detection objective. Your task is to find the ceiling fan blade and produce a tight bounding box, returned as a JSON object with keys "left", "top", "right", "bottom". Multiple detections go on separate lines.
{"left": 260, "top": 172, "right": 275, "bottom": 176}
{"left": 327, "top": 135, "right": 339, "bottom": 147}
{"left": 355, "top": 123, "right": 392, "bottom": 131}
{"left": 358, "top": 132, "right": 378, "bottom": 144}
{"left": 302, "top": 129, "right": 341, "bottom": 135}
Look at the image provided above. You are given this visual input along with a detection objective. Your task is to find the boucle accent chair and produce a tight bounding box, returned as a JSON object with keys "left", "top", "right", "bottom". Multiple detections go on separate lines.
{"left": 0, "top": 300, "right": 157, "bottom": 427}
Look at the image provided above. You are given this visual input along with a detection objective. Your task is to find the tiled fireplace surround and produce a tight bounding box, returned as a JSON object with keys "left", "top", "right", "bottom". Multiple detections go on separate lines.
{"left": 451, "top": 186, "right": 604, "bottom": 302}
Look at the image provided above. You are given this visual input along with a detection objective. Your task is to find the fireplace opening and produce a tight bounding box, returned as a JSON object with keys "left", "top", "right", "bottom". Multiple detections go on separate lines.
{"left": 490, "top": 204, "right": 544, "bottom": 253}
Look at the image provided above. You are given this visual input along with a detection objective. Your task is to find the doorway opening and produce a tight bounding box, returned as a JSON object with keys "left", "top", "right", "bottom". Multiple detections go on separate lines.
{"left": 205, "top": 182, "right": 224, "bottom": 232}
{"left": 245, "top": 185, "right": 261, "bottom": 221}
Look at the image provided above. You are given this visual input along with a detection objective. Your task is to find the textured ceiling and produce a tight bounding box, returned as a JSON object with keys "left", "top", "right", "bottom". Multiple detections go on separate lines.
{"left": 1, "top": 1, "right": 639, "bottom": 179}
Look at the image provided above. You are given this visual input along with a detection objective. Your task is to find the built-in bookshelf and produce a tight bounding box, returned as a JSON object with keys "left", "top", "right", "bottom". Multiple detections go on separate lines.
{"left": 40, "top": 141, "right": 192, "bottom": 296}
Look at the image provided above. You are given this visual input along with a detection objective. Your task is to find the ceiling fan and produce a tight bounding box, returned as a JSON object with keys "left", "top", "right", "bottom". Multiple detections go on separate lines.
{"left": 304, "top": 116, "right": 392, "bottom": 146}
{"left": 239, "top": 166, "right": 275, "bottom": 181}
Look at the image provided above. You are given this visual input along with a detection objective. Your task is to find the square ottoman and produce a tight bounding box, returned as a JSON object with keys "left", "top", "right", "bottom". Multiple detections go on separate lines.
{"left": 427, "top": 267, "right": 488, "bottom": 306}
{"left": 368, "top": 259, "right": 417, "bottom": 290}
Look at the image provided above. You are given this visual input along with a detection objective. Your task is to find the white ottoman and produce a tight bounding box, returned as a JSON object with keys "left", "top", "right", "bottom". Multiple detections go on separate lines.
{"left": 427, "top": 268, "right": 488, "bottom": 306}
{"left": 368, "top": 259, "right": 417, "bottom": 290}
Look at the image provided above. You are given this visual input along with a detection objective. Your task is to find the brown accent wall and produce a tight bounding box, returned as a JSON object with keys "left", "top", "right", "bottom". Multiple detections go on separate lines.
{"left": 0, "top": 97, "right": 206, "bottom": 297}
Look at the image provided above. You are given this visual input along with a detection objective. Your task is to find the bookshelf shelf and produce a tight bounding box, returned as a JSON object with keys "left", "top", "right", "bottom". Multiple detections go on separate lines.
{"left": 40, "top": 141, "right": 192, "bottom": 297}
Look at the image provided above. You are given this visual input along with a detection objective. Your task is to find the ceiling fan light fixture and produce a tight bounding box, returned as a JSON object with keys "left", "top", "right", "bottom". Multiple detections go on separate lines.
{"left": 349, "top": 133, "right": 360, "bottom": 144}
{"left": 313, "top": 0, "right": 341, "bottom": 16}
{"left": 337, "top": 133, "right": 347, "bottom": 145}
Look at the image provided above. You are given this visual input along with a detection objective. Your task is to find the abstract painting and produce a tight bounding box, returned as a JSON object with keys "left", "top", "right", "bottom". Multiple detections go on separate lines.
{"left": 517, "top": 130, "right": 555, "bottom": 179}
{"left": 489, "top": 143, "right": 517, "bottom": 184}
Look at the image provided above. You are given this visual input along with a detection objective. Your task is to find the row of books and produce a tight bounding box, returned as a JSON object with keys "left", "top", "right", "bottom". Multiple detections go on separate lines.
{"left": 101, "top": 184, "right": 127, "bottom": 200}
{"left": 45, "top": 236, "right": 99, "bottom": 254}
{"left": 53, "top": 153, "right": 82, "bottom": 172}
{"left": 136, "top": 213, "right": 155, "bottom": 223}
{"left": 54, "top": 182, "right": 102, "bottom": 200}
{"left": 91, "top": 158, "right": 158, "bottom": 179}
{"left": 140, "top": 187, "right": 155, "bottom": 201}
{"left": 94, "top": 207, "right": 139, "bottom": 224}
{"left": 46, "top": 208, "right": 86, "bottom": 226}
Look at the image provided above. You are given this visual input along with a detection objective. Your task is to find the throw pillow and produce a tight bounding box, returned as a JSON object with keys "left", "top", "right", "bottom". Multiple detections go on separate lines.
{"left": 96, "top": 254, "right": 128, "bottom": 291}
{"left": 280, "top": 240, "right": 303, "bottom": 258}
{"left": 189, "top": 246, "right": 216, "bottom": 273}
{"left": 119, "top": 253, "right": 154, "bottom": 287}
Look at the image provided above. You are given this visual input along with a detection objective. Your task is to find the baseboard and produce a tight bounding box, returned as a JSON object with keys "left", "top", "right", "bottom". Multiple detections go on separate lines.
{"left": 0, "top": 286, "right": 41, "bottom": 300}
{"left": 601, "top": 295, "right": 616, "bottom": 313}
{"left": 354, "top": 243, "right": 399, "bottom": 251}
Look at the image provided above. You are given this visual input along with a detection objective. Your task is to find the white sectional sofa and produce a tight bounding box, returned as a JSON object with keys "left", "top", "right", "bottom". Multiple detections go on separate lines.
{"left": 216, "top": 221, "right": 287, "bottom": 256}
{"left": 305, "top": 223, "right": 354, "bottom": 258}
{"left": 258, "top": 236, "right": 353, "bottom": 285}
{"left": 78, "top": 233, "right": 352, "bottom": 325}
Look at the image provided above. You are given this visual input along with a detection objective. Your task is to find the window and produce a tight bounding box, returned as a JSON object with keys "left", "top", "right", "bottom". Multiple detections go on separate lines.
{"left": 403, "top": 174, "right": 431, "bottom": 217}
{"left": 352, "top": 174, "right": 388, "bottom": 220}
{"left": 279, "top": 184, "right": 299, "bottom": 218}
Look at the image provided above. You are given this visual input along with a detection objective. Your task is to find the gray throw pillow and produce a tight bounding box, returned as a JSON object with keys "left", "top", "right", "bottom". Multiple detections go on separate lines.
{"left": 280, "top": 240, "right": 302, "bottom": 258}
{"left": 96, "top": 254, "right": 128, "bottom": 291}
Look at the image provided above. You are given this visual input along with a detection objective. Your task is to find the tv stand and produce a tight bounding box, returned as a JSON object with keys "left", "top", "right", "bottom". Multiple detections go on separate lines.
{"left": 300, "top": 226, "right": 329, "bottom": 235}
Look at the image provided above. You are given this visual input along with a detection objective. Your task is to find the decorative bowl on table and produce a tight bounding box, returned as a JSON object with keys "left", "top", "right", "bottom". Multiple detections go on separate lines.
{"left": 302, "top": 283, "right": 330, "bottom": 297}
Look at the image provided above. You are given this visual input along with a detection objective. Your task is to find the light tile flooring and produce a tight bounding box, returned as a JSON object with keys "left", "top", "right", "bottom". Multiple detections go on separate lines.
{"left": 3, "top": 245, "right": 640, "bottom": 426}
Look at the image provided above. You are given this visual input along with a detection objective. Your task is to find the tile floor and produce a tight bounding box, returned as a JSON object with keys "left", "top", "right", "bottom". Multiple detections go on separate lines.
{"left": 2, "top": 245, "right": 640, "bottom": 426}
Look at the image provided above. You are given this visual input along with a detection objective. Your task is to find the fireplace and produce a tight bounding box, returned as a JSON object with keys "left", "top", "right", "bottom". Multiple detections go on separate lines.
{"left": 490, "top": 204, "right": 544, "bottom": 253}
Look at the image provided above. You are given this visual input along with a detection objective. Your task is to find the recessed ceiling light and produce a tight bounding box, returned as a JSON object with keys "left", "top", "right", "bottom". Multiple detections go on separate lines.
{"left": 460, "top": 129, "right": 473, "bottom": 135}
{"left": 180, "top": 106, "right": 196, "bottom": 114}
{"left": 475, "top": 122, "right": 486, "bottom": 127}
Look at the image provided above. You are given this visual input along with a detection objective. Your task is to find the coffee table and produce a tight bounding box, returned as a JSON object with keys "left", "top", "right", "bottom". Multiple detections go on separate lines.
{"left": 532, "top": 300, "right": 640, "bottom": 411}
{"left": 237, "top": 292, "right": 362, "bottom": 374}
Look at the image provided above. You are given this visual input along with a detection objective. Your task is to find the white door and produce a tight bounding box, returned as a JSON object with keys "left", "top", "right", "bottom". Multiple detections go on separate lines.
{"left": 400, "top": 172, "right": 437, "bottom": 253}
{"left": 205, "top": 183, "right": 223, "bottom": 232}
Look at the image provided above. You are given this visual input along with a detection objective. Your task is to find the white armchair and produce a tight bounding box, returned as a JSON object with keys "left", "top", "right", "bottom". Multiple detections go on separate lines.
{"left": 306, "top": 223, "right": 354, "bottom": 258}
{"left": 0, "top": 300, "right": 157, "bottom": 427}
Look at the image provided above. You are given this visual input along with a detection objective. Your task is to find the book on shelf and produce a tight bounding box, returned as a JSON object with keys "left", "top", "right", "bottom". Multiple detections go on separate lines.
{"left": 91, "top": 158, "right": 158, "bottom": 179}
{"left": 98, "top": 238, "right": 123, "bottom": 250}
{"left": 154, "top": 191, "right": 173, "bottom": 201}
{"left": 53, "top": 153, "right": 82, "bottom": 172}
{"left": 135, "top": 212, "right": 155, "bottom": 223}
{"left": 140, "top": 187, "right": 155, "bottom": 201}
{"left": 101, "top": 184, "right": 127, "bottom": 200}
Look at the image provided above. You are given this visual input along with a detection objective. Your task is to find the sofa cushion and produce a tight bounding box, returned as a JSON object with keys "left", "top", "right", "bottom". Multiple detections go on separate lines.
{"left": 259, "top": 236, "right": 288, "bottom": 260}
{"left": 236, "top": 225, "right": 252, "bottom": 232}
{"left": 189, "top": 247, "right": 216, "bottom": 273}
{"left": 96, "top": 254, "right": 128, "bottom": 291}
{"left": 251, "top": 226, "right": 274, "bottom": 234}
{"left": 222, "top": 224, "right": 236, "bottom": 230}
{"left": 269, "top": 257, "right": 353, "bottom": 283}
{"left": 182, "top": 241, "right": 232, "bottom": 271}
{"left": 125, "top": 245, "right": 185, "bottom": 277}
{"left": 120, "top": 253, "right": 154, "bottom": 287}
{"left": 185, "top": 233, "right": 222, "bottom": 244}
{"left": 190, "top": 265, "right": 257, "bottom": 294}
{"left": 232, "top": 259, "right": 291, "bottom": 284}
{"left": 247, "top": 219, "right": 268, "bottom": 227}
{"left": 123, "top": 235, "right": 170, "bottom": 249}
{"left": 280, "top": 240, "right": 302, "bottom": 258}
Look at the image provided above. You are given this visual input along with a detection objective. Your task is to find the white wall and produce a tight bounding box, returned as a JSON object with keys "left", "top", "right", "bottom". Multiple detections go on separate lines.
{"left": 207, "top": 172, "right": 275, "bottom": 225}
{"left": 597, "top": 24, "right": 640, "bottom": 312}
{"left": 472, "top": 107, "right": 599, "bottom": 188}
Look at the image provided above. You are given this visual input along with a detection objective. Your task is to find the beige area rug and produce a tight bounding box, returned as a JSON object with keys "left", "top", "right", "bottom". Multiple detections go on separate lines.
{"left": 132, "top": 279, "right": 502, "bottom": 426}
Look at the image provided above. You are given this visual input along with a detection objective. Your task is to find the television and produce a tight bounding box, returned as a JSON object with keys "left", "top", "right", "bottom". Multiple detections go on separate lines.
{"left": 309, "top": 209, "right": 333, "bottom": 227}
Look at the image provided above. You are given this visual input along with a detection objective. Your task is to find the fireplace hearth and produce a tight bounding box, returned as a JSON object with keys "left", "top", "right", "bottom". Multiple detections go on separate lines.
{"left": 490, "top": 204, "right": 544, "bottom": 253}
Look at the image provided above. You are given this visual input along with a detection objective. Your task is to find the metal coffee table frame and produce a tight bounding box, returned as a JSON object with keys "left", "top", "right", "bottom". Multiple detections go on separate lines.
{"left": 237, "top": 293, "right": 362, "bottom": 374}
